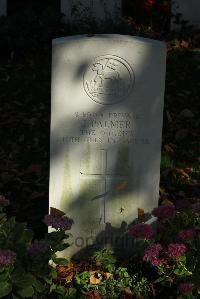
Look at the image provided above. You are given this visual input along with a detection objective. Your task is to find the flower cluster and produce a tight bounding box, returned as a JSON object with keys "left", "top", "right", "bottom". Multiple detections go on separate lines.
{"left": 0, "top": 249, "right": 16, "bottom": 266}
{"left": 178, "top": 283, "right": 195, "bottom": 294}
{"left": 0, "top": 195, "right": 10, "bottom": 206}
{"left": 43, "top": 214, "right": 74, "bottom": 230}
{"left": 143, "top": 243, "right": 164, "bottom": 266}
{"left": 178, "top": 229, "right": 196, "bottom": 241}
{"left": 167, "top": 243, "right": 186, "bottom": 259}
{"left": 28, "top": 239, "right": 48, "bottom": 256}
{"left": 152, "top": 205, "right": 175, "bottom": 219}
{"left": 129, "top": 223, "right": 153, "bottom": 239}
{"left": 144, "top": 0, "right": 156, "bottom": 11}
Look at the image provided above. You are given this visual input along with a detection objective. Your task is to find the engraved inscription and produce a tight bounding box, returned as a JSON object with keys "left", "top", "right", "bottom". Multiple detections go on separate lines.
{"left": 83, "top": 55, "right": 135, "bottom": 105}
{"left": 62, "top": 111, "right": 151, "bottom": 145}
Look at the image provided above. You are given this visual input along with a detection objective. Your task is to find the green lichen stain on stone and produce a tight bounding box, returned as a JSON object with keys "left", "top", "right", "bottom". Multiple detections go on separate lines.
{"left": 78, "top": 179, "right": 102, "bottom": 230}
{"left": 115, "top": 145, "right": 131, "bottom": 175}
{"left": 61, "top": 151, "right": 73, "bottom": 212}
{"left": 80, "top": 143, "right": 91, "bottom": 173}
{"left": 108, "top": 145, "right": 134, "bottom": 226}
{"left": 79, "top": 144, "right": 101, "bottom": 229}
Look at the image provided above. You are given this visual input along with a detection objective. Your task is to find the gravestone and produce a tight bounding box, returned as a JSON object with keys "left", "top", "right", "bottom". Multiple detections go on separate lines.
{"left": 0, "top": 0, "right": 6, "bottom": 16}
{"left": 61, "top": 0, "right": 121, "bottom": 27}
{"left": 50, "top": 34, "right": 166, "bottom": 258}
{"left": 172, "top": 0, "right": 200, "bottom": 29}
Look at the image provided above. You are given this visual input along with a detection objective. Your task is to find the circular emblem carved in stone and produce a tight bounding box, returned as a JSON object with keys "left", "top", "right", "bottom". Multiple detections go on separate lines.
{"left": 83, "top": 55, "right": 135, "bottom": 105}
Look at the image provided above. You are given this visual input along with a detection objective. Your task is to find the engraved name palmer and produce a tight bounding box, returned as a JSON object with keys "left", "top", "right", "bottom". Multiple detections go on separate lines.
{"left": 81, "top": 119, "right": 133, "bottom": 129}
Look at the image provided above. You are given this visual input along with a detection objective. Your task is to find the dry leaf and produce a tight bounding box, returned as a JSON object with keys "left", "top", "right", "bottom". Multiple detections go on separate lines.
{"left": 180, "top": 40, "right": 189, "bottom": 48}
{"left": 65, "top": 269, "right": 74, "bottom": 283}
{"left": 138, "top": 208, "right": 145, "bottom": 221}
{"left": 57, "top": 266, "right": 68, "bottom": 278}
{"left": 103, "top": 272, "right": 113, "bottom": 280}
{"left": 57, "top": 263, "right": 74, "bottom": 283}
{"left": 84, "top": 290, "right": 102, "bottom": 299}
{"left": 113, "top": 181, "right": 127, "bottom": 192}
{"left": 184, "top": 167, "right": 193, "bottom": 174}
{"left": 50, "top": 207, "right": 66, "bottom": 217}
{"left": 124, "top": 287, "right": 133, "bottom": 298}
{"left": 161, "top": 199, "right": 174, "bottom": 207}
{"left": 164, "top": 144, "right": 174, "bottom": 153}
{"left": 159, "top": 187, "right": 167, "bottom": 195}
{"left": 175, "top": 168, "right": 190, "bottom": 179}
{"left": 89, "top": 272, "right": 101, "bottom": 285}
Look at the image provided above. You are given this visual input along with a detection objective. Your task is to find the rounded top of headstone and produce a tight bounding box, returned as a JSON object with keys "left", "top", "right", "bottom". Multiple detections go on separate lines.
{"left": 83, "top": 55, "right": 135, "bottom": 105}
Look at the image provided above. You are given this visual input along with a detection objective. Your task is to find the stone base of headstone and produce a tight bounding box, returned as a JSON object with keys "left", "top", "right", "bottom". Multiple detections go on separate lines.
{"left": 0, "top": 0, "right": 6, "bottom": 16}
{"left": 171, "top": 0, "right": 200, "bottom": 30}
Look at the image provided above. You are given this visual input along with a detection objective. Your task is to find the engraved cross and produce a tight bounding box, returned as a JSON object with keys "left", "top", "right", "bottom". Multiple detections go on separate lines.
{"left": 80, "top": 149, "right": 128, "bottom": 224}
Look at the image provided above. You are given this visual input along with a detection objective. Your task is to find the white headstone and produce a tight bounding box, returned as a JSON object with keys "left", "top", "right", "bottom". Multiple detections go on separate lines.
{"left": 61, "top": 0, "right": 121, "bottom": 27}
{"left": 172, "top": 0, "right": 200, "bottom": 29}
{"left": 50, "top": 34, "right": 166, "bottom": 258}
{"left": 0, "top": 0, "right": 6, "bottom": 16}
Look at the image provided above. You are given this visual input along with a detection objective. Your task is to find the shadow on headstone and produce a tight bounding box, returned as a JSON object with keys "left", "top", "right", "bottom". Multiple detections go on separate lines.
{"left": 50, "top": 34, "right": 166, "bottom": 259}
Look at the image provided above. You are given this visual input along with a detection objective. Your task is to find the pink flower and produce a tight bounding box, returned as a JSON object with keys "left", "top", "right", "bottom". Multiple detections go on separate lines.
{"left": 28, "top": 240, "right": 48, "bottom": 256}
{"left": 178, "top": 283, "right": 195, "bottom": 294}
{"left": 152, "top": 205, "right": 175, "bottom": 219}
{"left": 129, "top": 223, "right": 153, "bottom": 239}
{"left": 178, "top": 229, "right": 196, "bottom": 241}
{"left": 144, "top": 0, "right": 156, "bottom": 11}
{"left": 167, "top": 243, "right": 186, "bottom": 259}
{"left": 0, "top": 249, "right": 16, "bottom": 266}
{"left": 143, "top": 243, "right": 164, "bottom": 266}
{"left": 43, "top": 214, "right": 74, "bottom": 230}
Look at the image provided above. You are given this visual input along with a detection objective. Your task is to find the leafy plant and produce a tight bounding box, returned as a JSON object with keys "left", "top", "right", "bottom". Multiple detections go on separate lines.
{"left": 91, "top": 248, "right": 116, "bottom": 273}
{"left": 129, "top": 203, "right": 200, "bottom": 297}
{"left": 0, "top": 195, "right": 73, "bottom": 299}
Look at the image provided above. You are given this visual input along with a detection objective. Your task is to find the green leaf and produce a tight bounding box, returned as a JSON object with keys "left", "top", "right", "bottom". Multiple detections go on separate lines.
{"left": 0, "top": 271, "right": 9, "bottom": 281}
{"left": 12, "top": 294, "right": 21, "bottom": 299}
{"left": 44, "top": 267, "right": 57, "bottom": 284}
{"left": 55, "top": 285, "right": 67, "bottom": 296}
{"left": 174, "top": 268, "right": 182, "bottom": 275}
{"left": 17, "top": 286, "right": 34, "bottom": 298}
{"left": 49, "top": 283, "right": 56, "bottom": 293}
{"left": 33, "top": 280, "right": 45, "bottom": 293}
{"left": 154, "top": 276, "right": 165, "bottom": 283}
{"left": 178, "top": 255, "right": 186, "bottom": 263}
{"left": 52, "top": 257, "right": 68, "bottom": 266}
{"left": 0, "top": 282, "right": 12, "bottom": 298}
{"left": 67, "top": 288, "right": 77, "bottom": 298}
{"left": 13, "top": 273, "right": 36, "bottom": 288}
{"left": 0, "top": 267, "right": 5, "bottom": 273}
{"left": 19, "top": 229, "right": 33, "bottom": 245}
{"left": 10, "top": 223, "right": 33, "bottom": 248}
{"left": 49, "top": 267, "right": 58, "bottom": 279}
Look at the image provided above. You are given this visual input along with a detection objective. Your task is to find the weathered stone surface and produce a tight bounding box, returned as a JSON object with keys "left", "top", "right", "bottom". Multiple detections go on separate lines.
{"left": 172, "top": 0, "right": 200, "bottom": 29}
{"left": 0, "top": 0, "right": 6, "bottom": 16}
{"left": 50, "top": 34, "right": 166, "bottom": 258}
{"left": 61, "top": 0, "right": 121, "bottom": 27}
